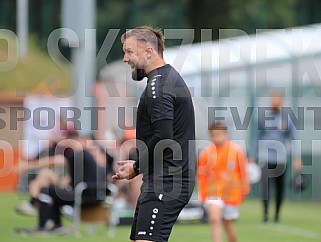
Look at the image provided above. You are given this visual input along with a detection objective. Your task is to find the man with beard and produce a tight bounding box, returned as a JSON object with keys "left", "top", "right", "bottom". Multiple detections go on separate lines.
{"left": 112, "top": 26, "right": 196, "bottom": 242}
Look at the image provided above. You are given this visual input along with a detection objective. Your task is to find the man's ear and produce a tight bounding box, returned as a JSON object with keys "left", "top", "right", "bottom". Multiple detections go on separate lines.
{"left": 146, "top": 46, "right": 153, "bottom": 59}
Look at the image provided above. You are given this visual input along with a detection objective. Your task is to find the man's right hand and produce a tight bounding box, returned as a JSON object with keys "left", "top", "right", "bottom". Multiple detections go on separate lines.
{"left": 112, "top": 160, "right": 137, "bottom": 180}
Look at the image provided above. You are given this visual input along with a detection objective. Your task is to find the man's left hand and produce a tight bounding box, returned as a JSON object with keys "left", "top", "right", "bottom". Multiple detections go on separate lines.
{"left": 112, "top": 160, "right": 137, "bottom": 180}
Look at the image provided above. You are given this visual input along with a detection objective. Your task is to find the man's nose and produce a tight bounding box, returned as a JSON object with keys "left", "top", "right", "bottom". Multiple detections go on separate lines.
{"left": 123, "top": 54, "right": 129, "bottom": 63}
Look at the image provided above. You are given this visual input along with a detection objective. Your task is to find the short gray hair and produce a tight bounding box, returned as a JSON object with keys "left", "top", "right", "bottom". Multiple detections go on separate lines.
{"left": 121, "top": 26, "right": 165, "bottom": 57}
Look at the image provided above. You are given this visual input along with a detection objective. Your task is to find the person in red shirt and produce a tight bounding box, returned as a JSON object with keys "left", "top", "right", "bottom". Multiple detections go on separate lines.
{"left": 198, "top": 121, "right": 250, "bottom": 242}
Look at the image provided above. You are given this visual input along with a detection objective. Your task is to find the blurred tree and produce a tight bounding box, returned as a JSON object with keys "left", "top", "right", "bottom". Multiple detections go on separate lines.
{"left": 96, "top": 0, "right": 189, "bottom": 68}
{"left": 297, "top": 0, "right": 321, "bottom": 25}
{"left": 188, "top": 0, "right": 229, "bottom": 42}
{"left": 0, "top": 0, "right": 16, "bottom": 31}
{"left": 28, "top": 0, "right": 61, "bottom": 48}
{"left": 0, "top": 0, "right": 321, "bottom": 67}
{"left": 96, "top": 0, "right": 127, "bottom": 71}
{"left": 227, "top": 0, "right": 297, "bottom": 33}
{"left": 187, "top": 0, "right": 300, "bottom": 40}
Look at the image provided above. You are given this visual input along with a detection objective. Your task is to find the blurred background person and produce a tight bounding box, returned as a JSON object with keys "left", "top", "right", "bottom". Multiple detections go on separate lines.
{"left": 249, "top": 90, "right": 302, "bottom": 223}
{"left": 87, "top": 133, "right": 115, "bottom": 184}
{"left": 15, "top": 117, "right": 74, "bottom": 215}
{"left": 198, "top": 121, "right": 250, "bottom": 242}
{"left": 16, "top": 115, "right": 73, "bottom": 194}
{"left": 15, "top": 132, "right": 107, "bottom": 233}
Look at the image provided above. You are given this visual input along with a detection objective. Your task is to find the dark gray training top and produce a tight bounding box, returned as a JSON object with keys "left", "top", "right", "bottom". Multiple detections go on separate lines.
{"left": 135, "top": 64, "right": 196, "bottom": 203}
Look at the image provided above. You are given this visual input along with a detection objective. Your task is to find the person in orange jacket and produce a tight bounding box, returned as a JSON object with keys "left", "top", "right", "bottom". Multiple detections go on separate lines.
{"left": 198, "top": 121, "right": 250, "bottom": 242}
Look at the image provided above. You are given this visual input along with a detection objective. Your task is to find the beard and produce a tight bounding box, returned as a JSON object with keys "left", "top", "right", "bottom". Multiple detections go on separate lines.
{"left": 131, "top": 68, "right": 147, "bottom": 81}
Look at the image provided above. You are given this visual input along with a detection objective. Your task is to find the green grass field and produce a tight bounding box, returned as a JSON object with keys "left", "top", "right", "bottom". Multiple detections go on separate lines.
{"left": 0, "top": 193, "right": 320, "bottom": 242}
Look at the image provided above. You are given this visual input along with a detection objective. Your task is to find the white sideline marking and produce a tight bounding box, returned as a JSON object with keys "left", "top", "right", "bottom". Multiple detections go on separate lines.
{"left": 258, "top": 224, "right": 320, "bottom": 240}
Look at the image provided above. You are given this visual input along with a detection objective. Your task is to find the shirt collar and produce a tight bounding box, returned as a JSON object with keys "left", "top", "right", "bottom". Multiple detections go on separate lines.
{"left": 146, "top": 64, "right": 170, "bottom": 80}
